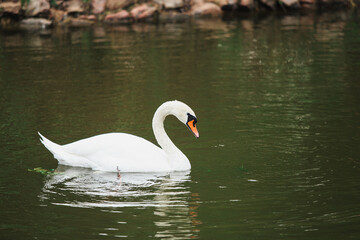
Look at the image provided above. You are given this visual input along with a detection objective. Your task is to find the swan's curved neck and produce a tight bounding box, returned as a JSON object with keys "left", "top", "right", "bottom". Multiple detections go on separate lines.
{"left": 151, "top": 101, "right": 192, "bottom": 171}
{"left": 152, "top": 102, "right": 179, "bottom": 153}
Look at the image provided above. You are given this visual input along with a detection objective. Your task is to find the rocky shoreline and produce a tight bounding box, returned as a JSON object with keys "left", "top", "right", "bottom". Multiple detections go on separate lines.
{"left": 0, "top": 0, "right": 359, "bottom": 28}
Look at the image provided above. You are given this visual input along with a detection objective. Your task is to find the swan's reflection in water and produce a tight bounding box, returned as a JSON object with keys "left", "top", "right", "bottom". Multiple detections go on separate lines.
{"left": 40, "top": 166, "right": 201, "bottom": 238}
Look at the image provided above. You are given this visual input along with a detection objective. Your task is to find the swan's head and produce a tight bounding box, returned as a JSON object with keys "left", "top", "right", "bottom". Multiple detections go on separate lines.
{"left": 185, "top": 112, "right": 199, "bottom": 138}
{"left": 170, "top": 100, "right": 199, "bottom": 138}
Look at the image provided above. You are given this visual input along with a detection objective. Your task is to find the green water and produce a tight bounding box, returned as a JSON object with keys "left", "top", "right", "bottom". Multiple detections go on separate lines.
{"left": 1, "top": 12, "right": 360, "bottom": 239}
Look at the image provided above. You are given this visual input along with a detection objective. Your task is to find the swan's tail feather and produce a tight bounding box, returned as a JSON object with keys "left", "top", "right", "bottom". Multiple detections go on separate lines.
{"left": 38, "top": 132, "right": 63, "bottom": 157}
{"left": 38, "top": 132, "right": 99, "bottom": 169}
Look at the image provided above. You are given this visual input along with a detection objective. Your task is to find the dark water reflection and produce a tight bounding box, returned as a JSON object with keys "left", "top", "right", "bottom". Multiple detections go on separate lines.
{"left": 1, "top": 12, "right": 360, "bottom": 239}
{"left": 38, "top": 167, "right": 198, "bottom": 238}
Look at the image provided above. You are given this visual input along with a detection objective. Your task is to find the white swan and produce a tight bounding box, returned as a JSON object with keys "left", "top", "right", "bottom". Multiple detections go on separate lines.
{"left": 39, "top": 100, "right": 199, "bottom": 172}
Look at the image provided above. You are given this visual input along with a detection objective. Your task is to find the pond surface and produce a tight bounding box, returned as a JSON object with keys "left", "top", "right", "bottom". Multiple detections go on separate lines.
{"left": 1, "top": 12, "right": 360, "bottom": 239}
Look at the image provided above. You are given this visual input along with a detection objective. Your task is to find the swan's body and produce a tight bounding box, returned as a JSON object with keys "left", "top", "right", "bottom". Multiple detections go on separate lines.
{"left": 39, "top": 100, "right": 199, "bottom": 172}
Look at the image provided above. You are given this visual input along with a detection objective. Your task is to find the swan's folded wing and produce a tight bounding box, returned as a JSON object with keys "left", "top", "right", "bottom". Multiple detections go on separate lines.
{"left": 61, "top": 133, "right": 170, "bottom": 172}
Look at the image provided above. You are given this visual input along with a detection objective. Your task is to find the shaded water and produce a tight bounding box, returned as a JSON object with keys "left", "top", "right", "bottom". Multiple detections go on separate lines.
{"left": 1, "top": 12, "right": 360, "bottom": 239}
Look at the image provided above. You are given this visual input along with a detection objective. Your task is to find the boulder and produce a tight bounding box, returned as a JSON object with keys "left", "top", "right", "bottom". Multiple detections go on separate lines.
{"left": 192, "top": 0, "right": 205, "bottom": 5}
{"left": 0, "top": 1, "right": 22, "bottom": 14}
{"left": 105, "top": 0, "right": 133, "bottom": 10}
{"left": 86, "top": 14, "right": 97, "bottom": 20}
{"left": 191, "top": 2, "right": 222, "bottom": 17}
{"left": 154, "top": 0, "right": 184, "bottom": 9}
{"left": 299, "top": 0, "right": 315, "bottom": 7}
{"left": 61, "top": 17, "right": 94, "bottom": 26}
{"left": 91, "top": 0, "right": 106, "bottom": 14}
{"left": 50, "top": 8, "right": 65, "bottom": 23}
{"left": 20, "top": 18, "right": 52, "bottom": 28}
{"left": 260, "top": 0, "right": 276, "bottom": 9}
{"left": 209, "top": 0, "right": 238, "bottom": 8}
{"left": 69, "top": 18, "right": 94, "bottom": 26}
{"left": 25, "top": 0, "right": 50, "bottom": 17}
{"left": 67, "top": 0, "right": 85, "bottom": 13}
{"left": 130, "top": 4, "right": 157, "bottom": 21}
{"left": 79, "top": 14, "right": 97, "bottom": 20}
{"left": 300, "top": 0, "right": 315, "bottom": 3}
{"left": 239, "top": 0, "right": 254, "bottom": 8}
{"left": 281, "top": 0, "right": 300, "bottom": 8}
{"left": 104, "top": 10, "right": 132, "bottom": 23}
{"left": 316, "top": 0, "right": 348, "bottom": 8}
{"left": 159, "top": 11, "right": 190, "bottom": 22}
{"left": 130, "top": 3, "right": 147, "bottom": 16}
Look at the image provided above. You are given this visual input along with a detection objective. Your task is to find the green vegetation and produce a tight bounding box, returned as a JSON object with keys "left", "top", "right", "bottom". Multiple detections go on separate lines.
{"left": 20, "top": 0, "right": 30, "bottom": 8}
{"left": 28, "top": 167, "right": 58, "bottom": 175}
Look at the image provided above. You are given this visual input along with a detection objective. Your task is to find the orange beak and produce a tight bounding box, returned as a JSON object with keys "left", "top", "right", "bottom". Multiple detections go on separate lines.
{"left": 187, "top": 120, "right": 199, "bottom": 138}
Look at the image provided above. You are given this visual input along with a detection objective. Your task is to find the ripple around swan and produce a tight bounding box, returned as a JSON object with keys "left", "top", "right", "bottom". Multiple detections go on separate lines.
{"left": 39, "top": 166, "right": 192, "bottom": 209}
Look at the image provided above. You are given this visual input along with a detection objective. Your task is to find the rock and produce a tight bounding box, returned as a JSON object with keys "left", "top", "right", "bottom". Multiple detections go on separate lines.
{"left": 20, "top": 18, "right": 52, "bottom": 28}
{"left": 104, "top": 10, "right": 132, "bottom": 23}
{"left": 299, "top": 0, "right": 315, "bottom": 7}
{"left": 260, "top": 0, "right": 276, "bottom": 9}
{"left": 209, "top": 0, "right": 229, "bottom": 6}
{"left": 137, "top": 7, "right": 157, "bottom": 20}
{"left": 239, "top": 0, "right": 254, "bottom": 8}
{"left": 67, "top": 0, "right": 84, "bottom": 13}
{"left": 164, "top": 0, "right": 183, "bottom": 8}
{"left": 91, "top": 0, "right": 106, "bottom": 14}
{"left": 316, "top": 0, "right": 348, "bottom": 8}
{"left": 191, "top": 2, "right": 222, "bottom": 17}
{"left": 105, "top": 0, "right": 133, "bottom": 10}
{"left": 281, "top": 0, "right": 300, "bottom": 8}
{"left": 79, "top": 14, "right": 97, "bottom": 20}
{"left": 25, "top": 0, "right": 50, "bottom": 17}
{"left": 86, "top": 14, "right": 97, "bottom": 21}
{"left": 69, "top": 18, "right": 94, "bottom": 26}
{"left": 154, "top": 0, "right": 184, "bottom": 9}
{"left": 61, "top": 17, "right": 94, "bottom": 26}
{"left": 192, "top": 0, "right": 205, "bottom": 5}
{"left": 50, "top": 9, "right": 65, "bottom": 23}
{"left": 159, "top": 11, "right": 190, "bottom": 22}
{"left": 300, "top": 0, "right": 315, "bottom": 3}
{"left": 209, "top": 0, "right": 238, "bottom": 8}
{"left": 0, "top": 1, "right": 22, "bottom": 14}
{"left": 130, "top": 4, "right": 157, "bottom": 21}
{"left": 130, "top": 3, "right": 147, "bottom": 17}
